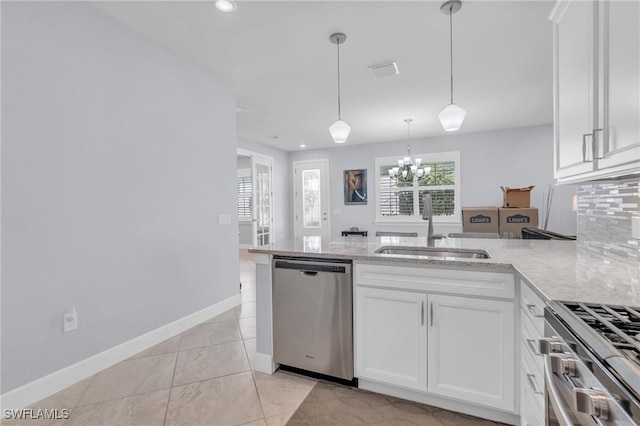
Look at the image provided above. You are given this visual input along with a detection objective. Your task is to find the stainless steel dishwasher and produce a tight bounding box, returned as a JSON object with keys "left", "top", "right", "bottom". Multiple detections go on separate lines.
{"left": 272, "top": 256, "right": 353, "bottom": 381}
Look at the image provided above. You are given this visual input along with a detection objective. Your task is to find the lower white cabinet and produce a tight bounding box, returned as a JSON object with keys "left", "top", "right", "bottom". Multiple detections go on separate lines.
{"left": 354, "top": 263, "right": 516, "bottom": 416}
{"left": 427, "top": 294, "right": 515, "bottom": 412}
{"left": 355, "top": 286, "right": 427, "bottom": 391}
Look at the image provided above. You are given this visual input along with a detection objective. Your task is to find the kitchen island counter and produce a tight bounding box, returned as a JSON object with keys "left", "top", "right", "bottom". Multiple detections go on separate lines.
{"left": 249, "top": 236, "right": 639, "bottom": 306}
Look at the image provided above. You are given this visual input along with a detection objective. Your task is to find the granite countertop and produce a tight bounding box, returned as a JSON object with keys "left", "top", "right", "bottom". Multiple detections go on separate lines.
{"left": 249, "top": 236, "right": 640, "bottom": 306}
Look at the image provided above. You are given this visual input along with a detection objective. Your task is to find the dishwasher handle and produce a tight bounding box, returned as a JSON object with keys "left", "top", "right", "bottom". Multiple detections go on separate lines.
{"left": 273, "top": 260, "right": 348, "bottom": 274}
{"left": 300, "top": 270, "right": 318, "bottom": 277}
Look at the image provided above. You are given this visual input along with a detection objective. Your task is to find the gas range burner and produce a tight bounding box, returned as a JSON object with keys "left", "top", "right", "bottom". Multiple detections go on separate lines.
{"left": 563, "top": 302, "right": 640, "bottom": 366}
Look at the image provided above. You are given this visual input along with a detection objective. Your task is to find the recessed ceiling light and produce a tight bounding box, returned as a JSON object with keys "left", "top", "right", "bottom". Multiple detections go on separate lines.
{"left": 215, "top": 0, "right": 237, "bottom": 13}
{"left": 236, "top": 107, "right": 242, "bottom": 112}
{"left": 300, "top": 144, "right": 306, "bottom": 148}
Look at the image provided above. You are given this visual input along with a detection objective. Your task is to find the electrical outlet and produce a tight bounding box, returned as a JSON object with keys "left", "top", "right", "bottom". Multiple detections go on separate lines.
{"left": 632, "top": 217, "right": 640, "bottom": 240}
{"left": 63, "top": 308, "right": 78, "bottom": 333}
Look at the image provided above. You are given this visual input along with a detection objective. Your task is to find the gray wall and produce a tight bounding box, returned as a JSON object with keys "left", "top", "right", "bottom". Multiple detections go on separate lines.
{"left": 289, "top": 125, "right": 578, "bottom": 237}
{"left": 237, "top": 137, "right": 292, "bottom": 243}
{"left": 1, "top": 2, "right": 238, "bottom": 392}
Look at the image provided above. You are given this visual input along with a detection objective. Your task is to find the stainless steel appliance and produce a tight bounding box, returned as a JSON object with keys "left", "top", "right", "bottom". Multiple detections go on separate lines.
{"left": 542, "top": 301, "right": 640, "bottom": 425}
{"left": 272, "top": 256, "right": 353, "bottom": 381}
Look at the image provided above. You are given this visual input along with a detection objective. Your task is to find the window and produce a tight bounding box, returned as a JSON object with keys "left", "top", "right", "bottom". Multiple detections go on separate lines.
{"left": 237, "top": 172, "right": 252, "bottom": 220}
{"left": 375, "top": 151, "right": 461, "bottom": 223}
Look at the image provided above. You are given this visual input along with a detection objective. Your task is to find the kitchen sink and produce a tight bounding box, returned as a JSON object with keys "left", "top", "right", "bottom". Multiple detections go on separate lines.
{"left": 373, "top": 246, "right": 491, "bottom": 259}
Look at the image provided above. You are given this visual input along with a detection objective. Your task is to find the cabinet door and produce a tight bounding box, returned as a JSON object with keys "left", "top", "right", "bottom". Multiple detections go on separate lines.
{"left": 552, "top": 0, "right": 598, "bottom": 180}
{"left": 355, "top": 287, "right": 427, "bottom": 391}
{"left": 597, "top": 0, "right": 640, "bottom": 171}
{"left": 427, "top": 294, "right": 515, "bottom": 411}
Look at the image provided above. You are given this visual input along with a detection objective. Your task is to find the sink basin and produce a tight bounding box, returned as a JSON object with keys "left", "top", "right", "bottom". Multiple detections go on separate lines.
{"left": 374, "top": 246, "right": 491, "bottom": 259}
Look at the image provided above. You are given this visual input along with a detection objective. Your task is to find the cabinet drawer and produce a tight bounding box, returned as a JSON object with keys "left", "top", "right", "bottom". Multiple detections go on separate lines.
{"left": 521, "top": 309, "right": 544, "bottom": 377}
{"left": 520, "top": 368, "right": 545, "bottom": 426}
{"left": 520, "top": 282, "right": 545, "bottom": 334}
{"left": 521, "top": 334, "right": 544, "bottom": 384}
{"left": 356, "top": 264, "right": 514, "bottom": 299}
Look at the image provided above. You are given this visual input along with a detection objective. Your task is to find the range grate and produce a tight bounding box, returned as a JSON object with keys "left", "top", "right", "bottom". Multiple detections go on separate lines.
{"left": 564, "top": 302, "right": 640, "bottom": 363}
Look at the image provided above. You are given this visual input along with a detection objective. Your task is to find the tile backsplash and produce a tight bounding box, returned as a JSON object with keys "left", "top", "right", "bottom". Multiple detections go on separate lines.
{"left": 577, "top": 177, "right": 640, "bottom": 264}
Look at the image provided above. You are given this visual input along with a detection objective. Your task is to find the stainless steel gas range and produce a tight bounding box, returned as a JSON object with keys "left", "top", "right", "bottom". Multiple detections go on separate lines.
{"left": 542, "top": 301, "right": 640, "bottom": 425}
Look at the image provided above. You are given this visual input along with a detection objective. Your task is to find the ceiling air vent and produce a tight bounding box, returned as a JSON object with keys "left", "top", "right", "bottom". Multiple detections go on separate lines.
{"left": 369, "top": 62, "right": 399, "bottom": 79}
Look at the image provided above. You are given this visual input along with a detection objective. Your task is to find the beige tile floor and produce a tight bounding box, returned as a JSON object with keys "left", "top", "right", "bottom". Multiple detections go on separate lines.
{"left": 6, "top": 250, "right": 316, "bottom": 426}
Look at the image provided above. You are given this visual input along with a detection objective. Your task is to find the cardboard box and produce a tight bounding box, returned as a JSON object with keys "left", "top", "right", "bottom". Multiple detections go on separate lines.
{"left": 501, "top": 185, "right": 535, "bottom": 208}
{"left": 462, "top": 207, "right": 499, "bottom": 234}
{"left": 498, "top": 207, "right": 538, "bottom": 239}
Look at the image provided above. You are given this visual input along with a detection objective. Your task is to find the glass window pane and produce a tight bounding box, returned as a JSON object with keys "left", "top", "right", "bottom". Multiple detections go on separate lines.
{"left": 237, "top": 176, "right": 252, "bottom": 217}
{"left": 302, "top": 169, "right": 321, "bottom": 228}
{"left": 379, "top": 190, "right": 414, "bottom": 217}
{"left": 379, "top": 165, "right": 415, "bottom": 188}
{"left": 418, "top": 161, "right": 455, "bottom": 187}
{"left": 419, "top": 190, "right": 455, "bottom": 217}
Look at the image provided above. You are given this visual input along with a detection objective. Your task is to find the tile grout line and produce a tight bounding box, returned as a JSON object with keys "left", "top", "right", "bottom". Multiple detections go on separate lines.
{"left": 162, "top": 334, "right": 182, "bottom": 426}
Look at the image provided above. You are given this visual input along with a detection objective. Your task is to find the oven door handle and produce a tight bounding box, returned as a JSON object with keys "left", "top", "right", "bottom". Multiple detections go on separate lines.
{"left": 544, "top": 355, "right": 575, "bottom": 426}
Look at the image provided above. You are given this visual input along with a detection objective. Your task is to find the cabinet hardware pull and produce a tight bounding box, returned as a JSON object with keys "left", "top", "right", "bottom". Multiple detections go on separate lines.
{"left": 527, "top": 373, "right": 543, "bottom": 395}
{"left": 421, "top": 301, "right": 424, "bottom": 326}
{"left": 593, "top": 128, "right": 604, "bottom": 159}
{"left": 583, "top": 133, "right": 593, "bottom": 162}
{"left": 527, "top": 339, "right": 542, "bottom": 356}
{"left": 430, "top": 302, "right": 434, "bottom": 326}
{"left": 527, "top": 304, "right": 545, "bottom": 318}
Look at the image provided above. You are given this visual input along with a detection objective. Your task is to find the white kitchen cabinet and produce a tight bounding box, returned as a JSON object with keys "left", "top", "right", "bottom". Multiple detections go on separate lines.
{"left": 427, "top": 294, "right": 515, "bottom": 412}
{"left": 550, "top": 0, "right": 640, "bottom": 183}
{"left": 354, "top": 263, "right": 516, "bottom": 421}
{"left": 596, "top": 0, "right": 640, "bottom": 171}
{"left": 355, "top": 286, "right": 427, "bottom": 391}
{"left": 519, "top": 282, "right": 545, "bottom": 425}
{"left": 552, "top": 0, "right": 597, "bottom": 180}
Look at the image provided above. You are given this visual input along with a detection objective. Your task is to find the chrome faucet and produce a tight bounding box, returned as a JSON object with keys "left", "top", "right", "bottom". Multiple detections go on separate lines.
{"left": 422, "top": 194, "right": 435, "bottom": 247}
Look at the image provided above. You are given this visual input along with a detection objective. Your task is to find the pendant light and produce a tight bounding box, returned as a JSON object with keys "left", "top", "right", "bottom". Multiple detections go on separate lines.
{"left": 329, "top": 33, "right": 351, "bottom": 144}
{"left": 439, "top": 0, "right": 466, "bottom": 132}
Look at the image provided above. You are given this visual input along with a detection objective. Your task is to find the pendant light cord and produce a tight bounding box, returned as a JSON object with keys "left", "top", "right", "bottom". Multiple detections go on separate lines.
{"left": 449, "top": 6, "right": 454, "bottom": 105}
{"left": 337, "top": 41, "right": 342, "bottom": 120}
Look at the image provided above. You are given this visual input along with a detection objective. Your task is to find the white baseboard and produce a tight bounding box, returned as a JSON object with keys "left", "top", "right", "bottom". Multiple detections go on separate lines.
{"left": 254, "top": 352, "right": 278, "bottom": 374}
{"left": 239, "top": 244, "right": 252, "bottom": 249}
{"left": 0, "top": 293, "right": 242, "bottom": 411}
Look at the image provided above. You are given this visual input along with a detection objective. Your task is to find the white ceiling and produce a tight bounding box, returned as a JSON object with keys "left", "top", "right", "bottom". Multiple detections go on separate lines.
{"left": 90, "top": 1, "right": 555, "bottom": 152}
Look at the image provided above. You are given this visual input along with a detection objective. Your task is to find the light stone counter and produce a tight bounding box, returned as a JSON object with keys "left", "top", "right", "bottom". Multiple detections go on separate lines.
{"left": 249, "top": 236, "right": 640, "bottom": 306}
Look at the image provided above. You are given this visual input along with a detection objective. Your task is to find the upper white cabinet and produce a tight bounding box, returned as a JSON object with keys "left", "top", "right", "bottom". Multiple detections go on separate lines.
{"left": 550, "top": 0, "right": 640, "bottom": 183}
{"left": 428, "top": 294, "right": 515, "bottom": 412}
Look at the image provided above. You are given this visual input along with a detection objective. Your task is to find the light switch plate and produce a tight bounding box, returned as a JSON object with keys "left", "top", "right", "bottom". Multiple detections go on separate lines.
{"left": 632, "top": 216, "right": 640, "bottom": 240}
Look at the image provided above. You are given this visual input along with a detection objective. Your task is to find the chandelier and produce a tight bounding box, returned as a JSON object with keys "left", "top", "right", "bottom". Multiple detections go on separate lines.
{"left": 388, "top": 119, "right": 431, "bottom": 182}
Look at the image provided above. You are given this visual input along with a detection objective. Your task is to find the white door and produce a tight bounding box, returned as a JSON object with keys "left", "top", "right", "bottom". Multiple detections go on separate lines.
{"left": 427, "top": 294, "right": 515, "bottom": 411}
{"left": 293, "top": 159, "right": 330, "bottom": 239}
{"left": 252, "top": 155, "right": 273, "bottom": 246}
{"left": 355, "top": 286, "right": 427, "bottom": 391}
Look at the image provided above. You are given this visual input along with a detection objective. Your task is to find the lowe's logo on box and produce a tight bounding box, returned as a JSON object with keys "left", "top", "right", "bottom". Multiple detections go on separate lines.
{"left": 470, "top": 214, "right": 492, "bottom": 224}
{"left": 507, "top": 214, "right": 530, "bottom": 224}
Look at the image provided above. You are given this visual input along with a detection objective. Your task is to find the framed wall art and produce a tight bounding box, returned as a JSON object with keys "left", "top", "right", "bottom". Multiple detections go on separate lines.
{"left": 344, "top": 169, "right": 367, "bottom": 205}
